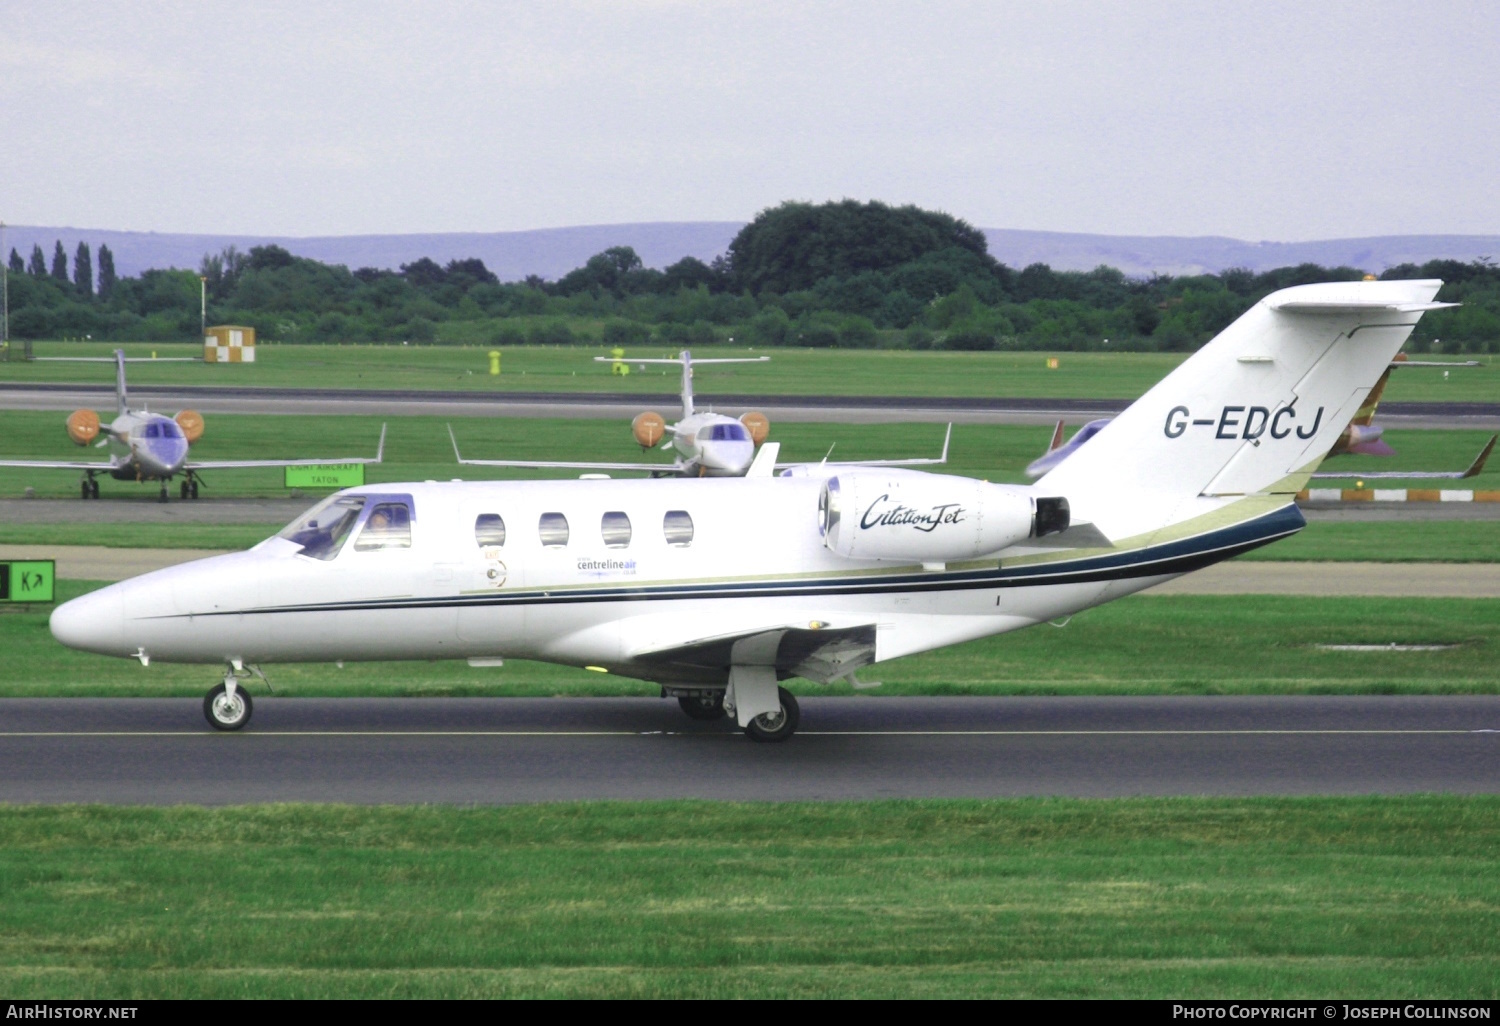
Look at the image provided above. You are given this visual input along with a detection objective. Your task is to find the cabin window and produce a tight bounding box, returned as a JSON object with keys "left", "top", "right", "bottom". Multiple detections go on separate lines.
{"left": 474, "top": 513, "right": 506, "bottom": 547}
{"left": 601, "top": 511, "right": 632, "bottom": 548}
{"left": 539, "top": 512, "right": 570, "bottom": 547}
{"left": 278, "top": 495, "right": 366, "bottom": 561}
{"left": 354, "top": 501, "right": 413, "bottom": 551}
{"left": 663, "top": 510, "right": 694, "bottom": 546}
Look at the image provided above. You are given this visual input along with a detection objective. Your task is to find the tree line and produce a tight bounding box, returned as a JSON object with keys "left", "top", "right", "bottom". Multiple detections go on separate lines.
{"left": 5, "top": 200, "right": 1498, "bottom": 354}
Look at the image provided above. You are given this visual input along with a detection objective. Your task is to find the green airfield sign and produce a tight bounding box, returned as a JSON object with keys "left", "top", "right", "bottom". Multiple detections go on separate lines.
{"left": 285, "top": 464, "right": 366, "bottom": 489}
{"left": 0, "top": 561, "right": 55, "bottom": 603}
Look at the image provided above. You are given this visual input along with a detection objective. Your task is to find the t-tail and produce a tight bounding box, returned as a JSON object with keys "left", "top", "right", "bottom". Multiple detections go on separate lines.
{"left": 1035, "top": 280, "right": 1454, "bottom": 543}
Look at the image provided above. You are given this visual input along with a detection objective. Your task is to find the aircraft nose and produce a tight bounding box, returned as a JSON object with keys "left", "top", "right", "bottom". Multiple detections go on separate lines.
{"left": 702, "top": 440, "right": 755, "bottom": 473}
{"left": 50, "top": 584, "right": 128, "bottom": 656}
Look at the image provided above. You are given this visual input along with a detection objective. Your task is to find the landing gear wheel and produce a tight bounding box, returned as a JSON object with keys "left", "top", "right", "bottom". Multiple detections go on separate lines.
{"left": 678, "top": 693, "right": 726, "bottom": 720}
{"left": 89, "top": 479, "right": 99, "bottom": 499}
{"left": 204, "top": 682, "right": 253, "bottom": 731}
{"left": 81, "top": 480, "right": 91, "bottom": 500}
{"left": 189, "top": 478, "right": 199, "bottom": 499}
{"left": 180, "top": 480, "right": 190, "bottom": 499}
{"left": 744, "top": 686, "right": 799, "bottom": 743}
{"left": 158, "top": 482, "right": 169, "bottom": 503}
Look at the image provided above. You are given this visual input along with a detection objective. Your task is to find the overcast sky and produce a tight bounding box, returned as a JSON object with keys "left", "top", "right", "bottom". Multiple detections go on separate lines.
{"left": 2, "top": 1, "right": 1496, "bottom": 241}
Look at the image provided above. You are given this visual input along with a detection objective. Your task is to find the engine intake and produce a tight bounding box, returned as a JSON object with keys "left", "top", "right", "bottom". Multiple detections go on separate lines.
{"left": 66, "top": 409, "right": 100, "bottom": 446}
{"left": 819, "top": 472, "right": 1069, "bottom": 562}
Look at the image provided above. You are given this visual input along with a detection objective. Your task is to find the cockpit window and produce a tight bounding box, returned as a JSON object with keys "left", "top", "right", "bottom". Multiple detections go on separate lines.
{"left": 539, "top": 512, "right": 569, "bottom": 547}
{"left": 601, "top": 511, "right": 631, "bottom": 548}
{"left": 354, "top": 502, "right": 413, "bottom": 551}
{"left": 144, "top": 423, "right": 158, "bottom": 438}
{"left": 705, "top": 423, "right": 748, "bottom": 442}
{"left": 663, "top": 510, "right": 694, "bottom": 546}
{"left": 278, "top": 495, "right": 367, "bottom": 561}
{"left": 475, "top": 513, "right": 506, "bottom": 547}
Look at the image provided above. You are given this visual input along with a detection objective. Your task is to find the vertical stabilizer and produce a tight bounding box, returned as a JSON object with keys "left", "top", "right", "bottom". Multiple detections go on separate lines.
{"left": 679, "top": 349, "right": 695, "bottom": 418}
{"left": 1037, "top": 280, "right": 1452, "bottom": 538}
{"left": 113, "top": 349, "right": 129, "bottom": 416}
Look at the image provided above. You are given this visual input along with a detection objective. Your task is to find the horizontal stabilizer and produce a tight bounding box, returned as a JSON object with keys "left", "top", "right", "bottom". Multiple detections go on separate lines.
{"left": 1269, "top": 299, "right": 1458, "bottom": 315}
{"left": 1310, "top": 434, "right": 1497, "bottom": 480}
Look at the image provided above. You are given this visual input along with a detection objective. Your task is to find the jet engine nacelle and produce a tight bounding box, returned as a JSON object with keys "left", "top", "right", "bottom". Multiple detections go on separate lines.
{"left": 819, "top": 471, "right": 1070, "bottom": 562}
{"left": 66, "top": 409, "right": 100, "bottom": 446}
{"left": 632, "top": 411, "right": 666, "bottom": 448}
{"left": 739, "top": 411, "right": 770, "bottom": 445}
{"left": 174, "top": 410, "right": 205, "bottom": 443}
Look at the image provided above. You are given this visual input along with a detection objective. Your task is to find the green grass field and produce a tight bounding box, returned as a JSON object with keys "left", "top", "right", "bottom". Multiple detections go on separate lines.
{"left": 2, "top": 410, "right": 1496, "bottom": 499}
{"left": 1, "top": 798, "right": 1496, "bottom": 998}
{"left": 2, "top": 341, "right": 1492, "bottom": 403}
{"left": 2, "top": 586, "right": 1493, "bottom": 697}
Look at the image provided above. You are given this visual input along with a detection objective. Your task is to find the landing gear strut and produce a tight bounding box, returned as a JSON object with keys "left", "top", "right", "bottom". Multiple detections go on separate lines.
{"left": 204, "top": 666, "right": 253, "bottom": 731}
{"left": 79, "top": 473, "right": 99, "bottom": 500}
{"left": 158, "top": 481, "right": 169, "bottom": 503}
{"left": 179, "top": 473, "right": 200, "bottom": 500}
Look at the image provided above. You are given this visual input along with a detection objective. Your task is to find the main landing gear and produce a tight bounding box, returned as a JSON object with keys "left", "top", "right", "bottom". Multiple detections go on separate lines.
{"left": 79, "top": 473, "right": 99, "bottom": 500}
{"left": 204, "top": 661, "right": 257, "bottom": 731}
{"left": 179, "top": 473, "right": 201, "bottom": 500}
{"left": 743, "top": 687, "right": 799, "bottom": 743}
{"left": 671, "top": 674, "right": 801, "bottom": 742}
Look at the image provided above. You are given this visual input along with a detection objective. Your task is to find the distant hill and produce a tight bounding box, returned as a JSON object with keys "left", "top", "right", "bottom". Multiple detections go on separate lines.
{"left": 4, "top": 221, "right": 1498, "bottom": 281}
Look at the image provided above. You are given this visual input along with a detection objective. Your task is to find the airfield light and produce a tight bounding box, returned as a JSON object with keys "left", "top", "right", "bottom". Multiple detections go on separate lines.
{"left": 489, "top": 350, "right": 501, "bottom": 375}
{"left": 585, "top": 666, "right": 609, "bottom": 673}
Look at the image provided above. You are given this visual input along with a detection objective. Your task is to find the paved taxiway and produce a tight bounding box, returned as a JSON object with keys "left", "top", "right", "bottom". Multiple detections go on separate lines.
{"left": 3, "top": 383, "right": 1495, "bottom": 429}
{"left": 1, "top": 696, "right": 1495, "bottom": 803}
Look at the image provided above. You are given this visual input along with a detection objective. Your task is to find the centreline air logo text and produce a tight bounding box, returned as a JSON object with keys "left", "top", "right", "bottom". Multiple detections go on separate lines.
{"left": 1165, "top": 404, "right": 1325, "bottom": 441}
{"left": 860, "top": 495, "right": 965, "bottom": 533}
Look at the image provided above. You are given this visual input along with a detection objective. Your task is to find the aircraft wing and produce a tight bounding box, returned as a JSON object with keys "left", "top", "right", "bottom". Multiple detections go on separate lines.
{"left": 1309, "top": 434, "right": 1496, "bottom": 480}
{"left": 633, "top": 622, "right": 878, "bottom": 685}
{"left": 186, "top": 424, "right": 387, "bottom": 470}
{"left": 0, "top": 458, "right": 122, "bottom": 470}
{"left": 448, "top": 425, "right": 683, "bottom": 473}
{"left": 775, "top": 424, "right": 952, "bottom": 470}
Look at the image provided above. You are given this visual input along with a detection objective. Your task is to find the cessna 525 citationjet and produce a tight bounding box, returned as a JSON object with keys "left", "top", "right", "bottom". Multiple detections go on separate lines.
{"left": 0, "top": 350, "right": 386, "bottom": 500}
{"left": 51, "top": 280, "right": 1452, "bottom": 740}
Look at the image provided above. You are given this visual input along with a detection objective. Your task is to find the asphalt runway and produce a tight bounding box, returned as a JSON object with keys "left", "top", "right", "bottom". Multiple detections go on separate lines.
{"left": 1, "top": 696, "right": 1495, "bottom": 803}
{"left": 3, "top": 383, "right": 1496, "bottom": 429}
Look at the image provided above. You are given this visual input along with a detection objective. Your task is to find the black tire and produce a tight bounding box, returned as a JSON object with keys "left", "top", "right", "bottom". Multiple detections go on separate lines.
{"left": 744, "top": 686, "right": 799, "bottom": 743}
{"left": 180, "top": 480, "right": 190, "bottom": 499}
{"left": 204, "top": 682, "right": 253, "bottom": 731}
{"left": 189, "top": 479, "right": 200, "bottom": 499}
{"left": 678, "top": 693, "right": 726, "bottom": 720}
{"left": 80, "top": 480, "right": 90, "bottom": 500}
{"left": 89, "top": 479, "right": 99, "bottom": 499}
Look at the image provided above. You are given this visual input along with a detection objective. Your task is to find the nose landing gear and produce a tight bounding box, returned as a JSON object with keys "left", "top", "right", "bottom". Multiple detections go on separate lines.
{"left": 203, "top": 660, "right": 263, "bottom": 730}
{"left": 204, "top": 678, "right": 252, "bottom": 730}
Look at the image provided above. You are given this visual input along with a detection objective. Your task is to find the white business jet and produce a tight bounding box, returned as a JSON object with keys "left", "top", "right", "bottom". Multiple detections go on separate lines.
{"left": 51, "top": 280, "right": 1451, "bottom": 740}
{"left": 0, "top": 349, "right": 386, "bottom": 500}
{"left": 449, "top": 348, "right": 951, "bottom": 477}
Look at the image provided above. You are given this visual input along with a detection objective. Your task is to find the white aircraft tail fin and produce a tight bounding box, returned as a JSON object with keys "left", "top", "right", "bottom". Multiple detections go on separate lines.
{"left": 1037, "top": 280, "right": 1451, "bottom": 529}
{"left": 113, "top": 349, "right": 128, "bottom": 417}
{"left": 745, "top": 441, "right": 780, "bottom": 477}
